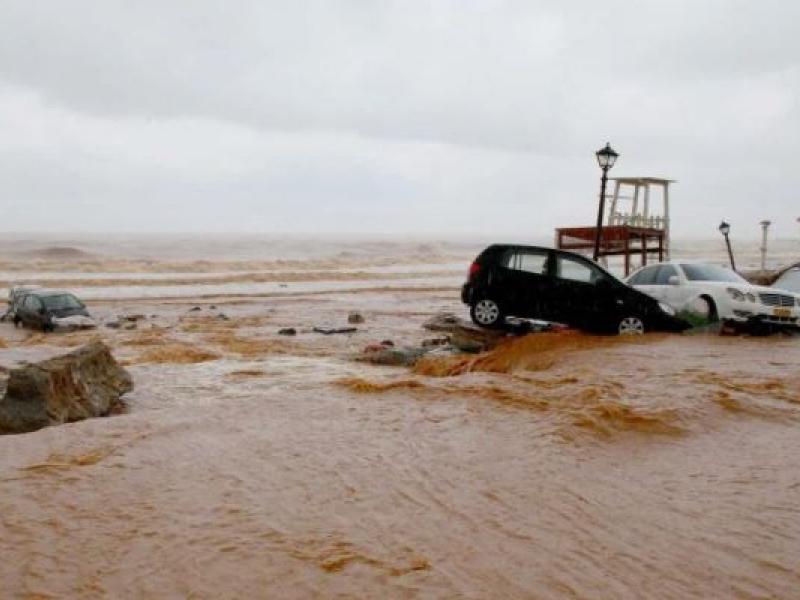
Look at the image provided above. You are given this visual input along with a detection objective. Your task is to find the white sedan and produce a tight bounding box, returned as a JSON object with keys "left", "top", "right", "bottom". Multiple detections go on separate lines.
{"left": 626, "top": 261, "right": 800, "bottom": 327}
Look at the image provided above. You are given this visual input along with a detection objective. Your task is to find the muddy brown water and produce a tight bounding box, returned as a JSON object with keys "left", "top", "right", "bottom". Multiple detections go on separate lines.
{"left": 1, "top": 270, "right": 800, "bottom": 597}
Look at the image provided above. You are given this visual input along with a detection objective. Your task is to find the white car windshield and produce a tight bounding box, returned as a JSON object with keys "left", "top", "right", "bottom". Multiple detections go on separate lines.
{"left": 773, "top": 268, "right": 800, "bottom": 293}
{"left": 680, "top": 264, "right": 746, "bottom": 283}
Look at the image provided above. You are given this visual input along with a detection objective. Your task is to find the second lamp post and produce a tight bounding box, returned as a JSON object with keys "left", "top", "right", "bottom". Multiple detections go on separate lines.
{"left": 719, "top": 220, "right": 736, "bottom": 271}
{"left": 593, "top": 143, "right": 619, "bottom": 261}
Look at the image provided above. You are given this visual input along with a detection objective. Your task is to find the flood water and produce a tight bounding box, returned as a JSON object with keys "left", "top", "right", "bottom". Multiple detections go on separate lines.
{"left": 1, "top": 235, "right": 799, "bottom": 599}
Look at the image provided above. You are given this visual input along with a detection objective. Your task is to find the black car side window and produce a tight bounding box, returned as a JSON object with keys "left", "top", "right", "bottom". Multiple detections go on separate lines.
{"left": 503, "top": 250, "right": 548, "bottom": 274}
{"left": 517, "top": 251, "right": 548, "bottom": 275}
{"left": 556, "top": 256, "right": 597, "bottom": 284}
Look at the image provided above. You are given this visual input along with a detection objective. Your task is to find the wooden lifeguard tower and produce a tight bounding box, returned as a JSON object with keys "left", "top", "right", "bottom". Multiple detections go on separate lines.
{"left": 555, "top": 177, "right": 675, "bottom": 276}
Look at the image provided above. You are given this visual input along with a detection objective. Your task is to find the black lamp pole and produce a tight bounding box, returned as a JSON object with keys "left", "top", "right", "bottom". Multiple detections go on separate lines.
{"left": 593, "top": 143, "right": 619, "bottom": 262}
{"left": 719, "top": 221, "right": 736, "bottom": 271}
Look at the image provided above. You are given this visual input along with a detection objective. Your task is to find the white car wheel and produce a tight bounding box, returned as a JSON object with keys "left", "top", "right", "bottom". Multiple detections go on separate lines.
{"left": 472, "top": 299, "right": 501, "bottom": 326}
{"left": 618, "top": 316, "right": 645, "bottom": 335}
{"left": 687, "top": 297, "right": 717, "bottom": 321}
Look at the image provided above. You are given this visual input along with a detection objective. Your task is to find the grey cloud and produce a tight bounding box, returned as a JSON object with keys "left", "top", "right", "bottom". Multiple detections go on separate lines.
{"left": 0, "top": 1, "right": 798, "bottom": 236}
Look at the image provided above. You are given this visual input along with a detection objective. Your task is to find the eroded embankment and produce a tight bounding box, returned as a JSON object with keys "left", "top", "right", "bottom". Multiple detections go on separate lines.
{"left": 338, "top": 332, "right": 800, "bottom": 440}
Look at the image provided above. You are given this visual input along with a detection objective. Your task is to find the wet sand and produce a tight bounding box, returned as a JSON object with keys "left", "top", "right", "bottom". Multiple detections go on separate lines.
{"left": 1, "top": 245, "right": 800, "bottom": 599}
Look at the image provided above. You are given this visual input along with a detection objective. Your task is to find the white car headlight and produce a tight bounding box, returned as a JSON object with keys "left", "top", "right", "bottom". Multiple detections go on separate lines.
{"left": 658, "top": 302, "right": 676, "bottom": 316}
{"left": 726, "top": 287, "right": 745, "bottom": 301}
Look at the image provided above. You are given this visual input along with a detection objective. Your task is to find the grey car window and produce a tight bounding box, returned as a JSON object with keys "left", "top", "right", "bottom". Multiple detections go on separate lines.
{"left": 24, "top": 296, "right": 42, "bottom": 310}
{"left": 654, "top": 264, "right": 678, "bottom": 285}
{"left": 631, "top": 266, "right": 658, "bottom": 285}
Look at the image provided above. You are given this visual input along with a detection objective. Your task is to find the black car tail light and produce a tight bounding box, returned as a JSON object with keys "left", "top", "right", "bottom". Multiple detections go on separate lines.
{"left": 468, "top": 262, "right": 481, "bottom": 280}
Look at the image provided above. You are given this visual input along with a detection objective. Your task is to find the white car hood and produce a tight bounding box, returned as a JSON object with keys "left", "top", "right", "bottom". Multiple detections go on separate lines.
{"left": 688, "top": 280, "right": 793, "bottom": 296}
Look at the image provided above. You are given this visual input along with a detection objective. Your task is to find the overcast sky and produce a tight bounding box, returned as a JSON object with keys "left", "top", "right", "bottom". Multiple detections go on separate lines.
{"left": 0, "top": 1, "right": 798, "bottom": 238}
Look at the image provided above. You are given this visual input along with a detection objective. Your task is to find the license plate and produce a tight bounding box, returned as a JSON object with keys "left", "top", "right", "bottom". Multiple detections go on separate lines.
{"left": 773, "top": 307, "right": 791, "bottom": 318}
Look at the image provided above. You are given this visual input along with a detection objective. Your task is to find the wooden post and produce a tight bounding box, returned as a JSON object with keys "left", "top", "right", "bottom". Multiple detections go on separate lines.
{"left": 662, "top": 182, "right": 670, "bottom": 260}
{"left": 608, "top": 180, "right": 622, "bottom": 225}
{"left": 641, "top": 233, "right": 647, "bottom": 266}
{"left": 624, "top": 233, "right": 630, "bottom": 276}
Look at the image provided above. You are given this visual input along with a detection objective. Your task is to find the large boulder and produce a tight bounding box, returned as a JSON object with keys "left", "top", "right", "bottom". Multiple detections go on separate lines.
{"left": 0, "top": 341, "right": 133, "bottom": 434}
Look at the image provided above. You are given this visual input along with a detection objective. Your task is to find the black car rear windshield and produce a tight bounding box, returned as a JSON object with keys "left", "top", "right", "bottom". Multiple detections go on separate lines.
{"left": 41, "top": 294, "right": 83, "bottom": 310}
{"left": 680, "top": 264, "right": 745, "bottom": 283}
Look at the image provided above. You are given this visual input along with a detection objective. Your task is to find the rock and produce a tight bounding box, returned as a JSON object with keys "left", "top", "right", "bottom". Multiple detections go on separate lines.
{"left": 278, "top": 327, "right": 297, "bottom": 336}
{"left": 359, "top": 346, "right": 428, "bottom": 367}
{"left": 0, "top": 341, "right": 133, "bottom": 434}
{"left": 105, "top": 321, "right": 122, "bottom": 329}
{"left": 217, "top": 313, "right": 230, "bottom": 321}
{"left": 123, "top": 322, "right": 138, "bottom": 330}
{"left": 313, "top": 327, "right": 358, "bottom": 335}
{"left": 422, "top": 337, "right": 450, "bottom": 348}
{"left": 348, "top": 312, "right": 365, "bottom": 324}
{"left": 423, "top": 312, "right": 508, "bottom": 352}
{"left": 209, "top": 305, "right": 217, "bottom": 310}
{"left": 422, "top": 313, "right": 461, "bottom": 331}
{"left": 380, "top": 339, "right": 395, "bottom": 347}
{"left": 121, "top": 314, "right": 145, "bottom": 322}
{"left": 189, "top": 306, "right": 202, "bottom": 312}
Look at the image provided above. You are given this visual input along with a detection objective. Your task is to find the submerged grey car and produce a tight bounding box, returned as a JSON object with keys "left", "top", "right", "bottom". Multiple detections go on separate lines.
{"left": 11, "top": 289, "right": 93, "bottom": 332}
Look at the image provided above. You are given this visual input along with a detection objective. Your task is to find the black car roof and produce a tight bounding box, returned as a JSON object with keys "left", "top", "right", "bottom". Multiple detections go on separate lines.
{"left": 484, "top": 244, "right": 589, "bottom": 259}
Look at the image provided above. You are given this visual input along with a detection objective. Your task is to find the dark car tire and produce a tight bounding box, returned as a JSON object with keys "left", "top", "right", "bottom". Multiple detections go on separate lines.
{"left": 617, "top": 315, "right": 645, "bottom": 335}
{"left": 470, "top": 298, "right": 505, "bottom": 328}
{"left": 13, "top": 316, "right": 20, "bottom": 327}
{"left": 698, "top": 296, "right": 718, "bottom": 322}
{"left": 42, "top": 322, "right": 54, "bottom": 333}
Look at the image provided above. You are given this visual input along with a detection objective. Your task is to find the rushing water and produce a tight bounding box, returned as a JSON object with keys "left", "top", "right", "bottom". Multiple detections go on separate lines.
{"left": 0, "top": 235, "right": 799, "bottom": 599}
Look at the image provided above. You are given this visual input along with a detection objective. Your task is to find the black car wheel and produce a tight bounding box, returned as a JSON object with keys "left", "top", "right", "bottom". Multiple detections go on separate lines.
{"left": 471, "top": 298, "right": 504, "bottom": 328}
{"left": 617, "top": 315, "right": 645, "bottom": 335}
{"left": 13, "top": 316, "right": 20, "bottom": 327}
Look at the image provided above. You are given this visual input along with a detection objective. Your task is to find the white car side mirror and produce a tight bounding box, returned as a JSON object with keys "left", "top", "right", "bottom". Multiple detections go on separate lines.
{"left": 668, "top": 275, "right": 680, "bottom": 286}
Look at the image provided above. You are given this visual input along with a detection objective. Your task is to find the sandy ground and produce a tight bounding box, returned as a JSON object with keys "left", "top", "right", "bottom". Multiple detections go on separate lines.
{"left": 1, "top": 249, "right": 800, "bottom": 599}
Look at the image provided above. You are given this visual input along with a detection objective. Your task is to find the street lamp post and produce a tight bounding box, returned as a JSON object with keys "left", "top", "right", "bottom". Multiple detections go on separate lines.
{"left": 759, "top": 220, "right": 771, "bottom": 272}
{"left": 593, "top": 143, "right": 619, "bottom": 262}
{"left": 719, "top": 221, "right": 736, "bottom": 272}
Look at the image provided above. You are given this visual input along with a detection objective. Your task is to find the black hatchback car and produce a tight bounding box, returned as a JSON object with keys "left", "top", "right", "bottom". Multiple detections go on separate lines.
{"left": 461, "top": 244, "right": 689, "bottom": 334}
{"left": 12, "top": 289, "right": 91, "bottom": 332}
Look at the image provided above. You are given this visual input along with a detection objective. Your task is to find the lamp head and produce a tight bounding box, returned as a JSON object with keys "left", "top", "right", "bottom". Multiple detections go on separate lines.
{"left": 718, "top": 221, "right": 731, "bottom": 236}
{"left": 595, "top": 143, "right": 618, "bottom": 170}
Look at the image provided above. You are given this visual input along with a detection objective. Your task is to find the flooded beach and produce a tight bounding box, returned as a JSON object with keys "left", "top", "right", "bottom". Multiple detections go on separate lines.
{"left": 0, "top": 236, "right": 799, "bottom": 598}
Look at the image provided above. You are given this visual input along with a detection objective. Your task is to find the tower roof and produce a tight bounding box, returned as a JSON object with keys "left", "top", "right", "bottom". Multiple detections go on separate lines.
{"left": 609, "top": 177, "right": 676, "bottom": 184}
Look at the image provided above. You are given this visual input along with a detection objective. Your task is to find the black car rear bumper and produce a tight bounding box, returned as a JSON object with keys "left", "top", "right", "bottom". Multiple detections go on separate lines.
{"left": 461, "top": 283, "right": 473, "bottom": 305}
